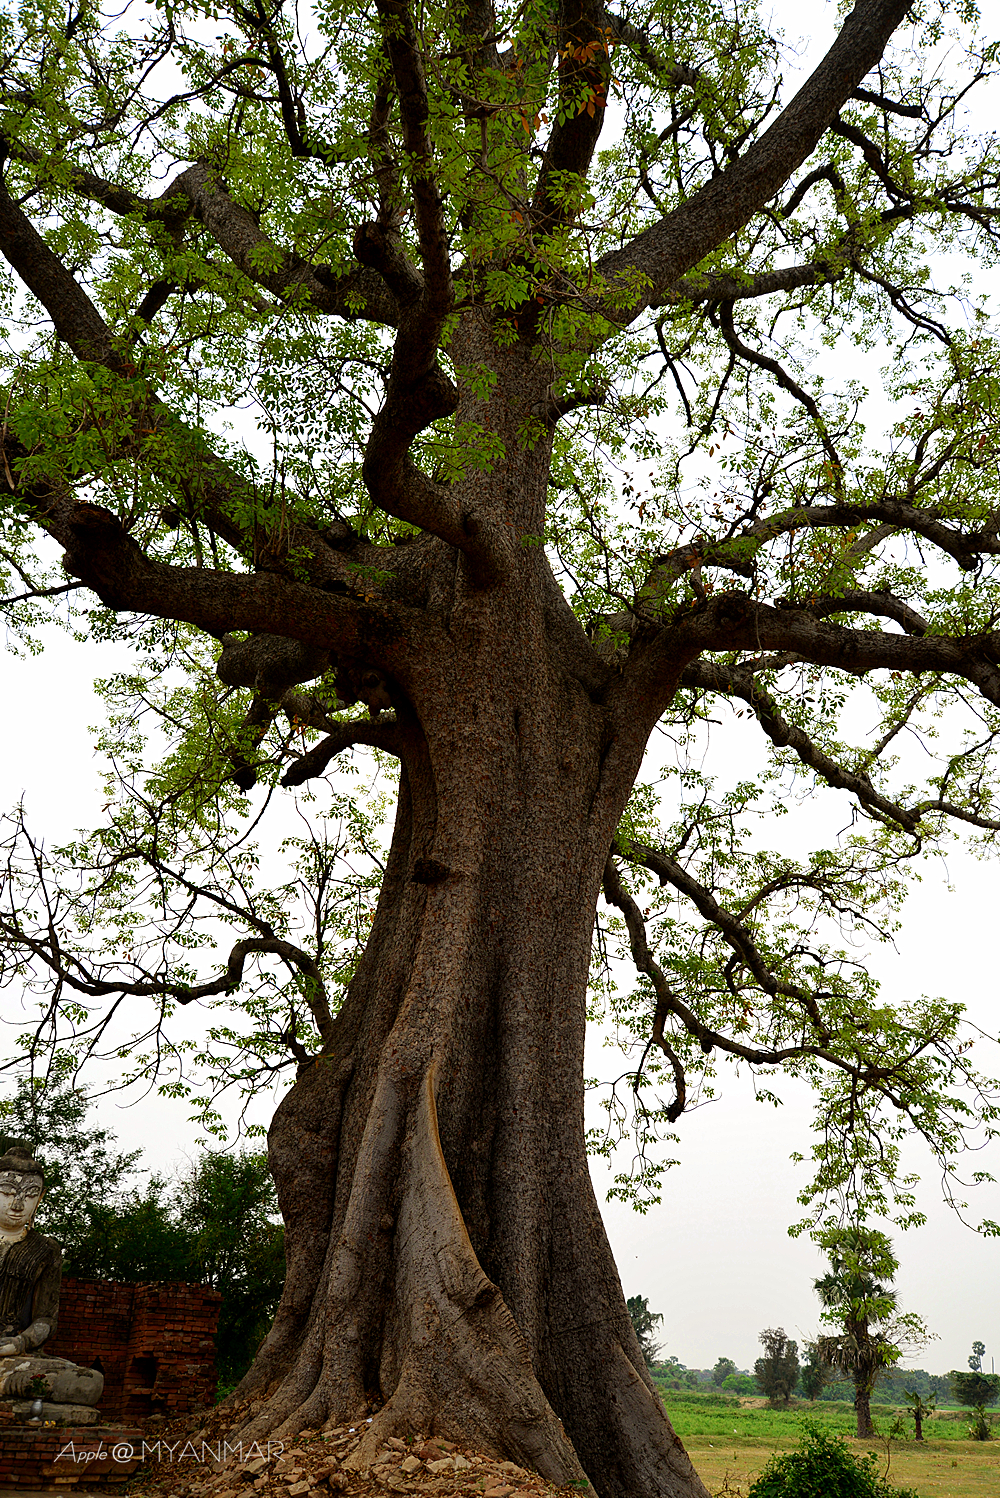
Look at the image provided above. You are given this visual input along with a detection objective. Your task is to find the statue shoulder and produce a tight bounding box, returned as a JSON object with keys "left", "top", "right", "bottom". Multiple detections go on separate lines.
{"left": 25, "top": 1229, "right": 62, "bottom": 1265}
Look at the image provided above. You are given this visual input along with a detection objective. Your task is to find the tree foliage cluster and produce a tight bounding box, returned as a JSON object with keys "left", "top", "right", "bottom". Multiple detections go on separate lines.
{"left": 627, "top": 1293, "right": 665, "bottom": 1367}
{"left": 754, "top": 1327, "right": 801, "bottom": 1408}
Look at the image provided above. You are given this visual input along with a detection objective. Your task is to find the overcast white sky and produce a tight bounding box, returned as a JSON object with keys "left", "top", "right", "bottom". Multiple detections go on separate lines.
{"left": 2, "top": 0, "right": 999, "bottom": 1384}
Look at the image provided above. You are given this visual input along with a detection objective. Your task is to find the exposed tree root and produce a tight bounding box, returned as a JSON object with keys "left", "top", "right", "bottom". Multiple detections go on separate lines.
{"left": 345, "top": 1066, "right": 590, "bottom": 1489}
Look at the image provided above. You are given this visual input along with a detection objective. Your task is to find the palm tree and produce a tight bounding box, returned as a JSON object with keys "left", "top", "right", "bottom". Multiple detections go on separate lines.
{"left": 813, "top": 1226, "right": 929, "bottom": 1440}
{"left": 904, "top": 1390, "right": 936, "bottom": 1441}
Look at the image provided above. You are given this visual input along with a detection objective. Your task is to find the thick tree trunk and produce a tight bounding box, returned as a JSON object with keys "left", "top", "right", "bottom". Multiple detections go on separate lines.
{"left": 855, "top": 1386, "right": 875, "bottom": 1439}
{"left": 232, "top": 336, "right": 708, "bottom": 1498}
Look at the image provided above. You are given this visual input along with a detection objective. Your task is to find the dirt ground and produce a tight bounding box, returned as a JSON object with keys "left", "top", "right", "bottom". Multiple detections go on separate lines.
{"left": 15, "top": 1412, "right": 1000, "bottom": 1498}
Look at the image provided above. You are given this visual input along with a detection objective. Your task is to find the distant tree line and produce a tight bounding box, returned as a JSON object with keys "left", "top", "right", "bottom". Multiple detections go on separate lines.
{"left": 649, "top": 1353, "right": 992, "bottom": 1410}
{"left": 617, "top": 1262, "right": 999, "bottom": 1429}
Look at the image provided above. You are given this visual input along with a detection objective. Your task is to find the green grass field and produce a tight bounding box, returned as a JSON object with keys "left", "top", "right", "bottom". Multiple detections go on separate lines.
{"left": 657, "top": 1393, "right": 1000, "bottom": 1496}
{"left": 658, "top": 1393, "right": 999, "bottom": 1443}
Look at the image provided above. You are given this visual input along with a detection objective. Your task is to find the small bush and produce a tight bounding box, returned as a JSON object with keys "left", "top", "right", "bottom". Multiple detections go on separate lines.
{"left": 968, "top": 1404, "right": 993, "bottom": 1440}
{"left": 746, "top": 1423, "right": 919, "bottom": 1498}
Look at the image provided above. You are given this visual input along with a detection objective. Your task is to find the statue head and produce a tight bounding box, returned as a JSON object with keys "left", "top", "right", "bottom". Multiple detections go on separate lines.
{"left": 0, "top": 1144, "right": 45, "bottom": 1240}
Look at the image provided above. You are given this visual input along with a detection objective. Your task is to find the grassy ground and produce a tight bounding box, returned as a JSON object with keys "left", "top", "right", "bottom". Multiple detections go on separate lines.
{"left": 658, "top": 1393, "right": 1000, "bottom": 1496}
{"left": 685, "top": 1436, "right": 1000, "bottom": 1497}
{"left": 657, "top": 1394, "right": 1000, "bottom": 1443}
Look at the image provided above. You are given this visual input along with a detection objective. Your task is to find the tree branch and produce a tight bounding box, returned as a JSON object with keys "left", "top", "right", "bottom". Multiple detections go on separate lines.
{"left": 602, "top": 852, "right": 851, "bottom": 1076}
{"left": 0, "top": 164, "right": 134, "bottom": 370}
{"left": 851, "top": 85, "right": 923, "bottom": 118}
{"left": 631, "top": 592, "right": 1000, "bottom": 716}
{"left": 175, "top": 162, "right": 401, "bottom": 325}
{"left": 43, "top": 498, "right": 430, "bottom": 667}
{"left": 657, "top": 260, "right": 844, "bottom": 307}
{"left": 602, "top": 855, "right": 688, "bottom": 1121}
{"left": 715, "top": 301, "right": 844, "bottom": 483}
{"left": 679, "top": 658, "right": 924, "bottom": 832}
{"left": 350, "top": 4, "right": 505, "bottom": 586}
{"left": 638, "top": 499, "right": 998, "bottom": 604}
{"left": 531, "top": 0, "right": 611, "bottom": 233}
{"left": 281, "top": 718, "right": 403, "bottom": 787}
{"left": 595, "top": 0, "right": 914, "bottom": 323}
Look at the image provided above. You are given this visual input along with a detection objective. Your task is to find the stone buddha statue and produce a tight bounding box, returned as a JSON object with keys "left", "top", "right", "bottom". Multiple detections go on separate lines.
{"left": 0, "top": 1143, "right": 105, "bottom": 1414}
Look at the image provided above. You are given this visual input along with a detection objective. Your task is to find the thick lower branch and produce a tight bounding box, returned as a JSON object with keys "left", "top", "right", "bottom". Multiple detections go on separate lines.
{"left": 47, "top": 500, "right": 431, "bottom": 664}
{"left": 635, "top": 593, "right": 1000, "bottom": 710}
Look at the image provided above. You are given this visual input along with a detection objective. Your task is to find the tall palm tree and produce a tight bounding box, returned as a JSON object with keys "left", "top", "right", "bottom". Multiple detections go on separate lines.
{"left": 813, "top": 1227, "right": 926, "bottom": 1439}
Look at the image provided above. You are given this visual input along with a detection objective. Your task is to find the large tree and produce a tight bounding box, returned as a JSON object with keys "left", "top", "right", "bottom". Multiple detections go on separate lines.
{"left": 2, "top": 3, "right": 1000, "bottom": 1497}
{"left": 754, "top": 1327, "right": 800, "bottom": 1408}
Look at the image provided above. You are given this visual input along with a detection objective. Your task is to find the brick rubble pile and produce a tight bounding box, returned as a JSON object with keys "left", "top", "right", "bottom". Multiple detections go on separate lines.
{"left": 139, "top": 1422, "right": 569, "bottom": 1498}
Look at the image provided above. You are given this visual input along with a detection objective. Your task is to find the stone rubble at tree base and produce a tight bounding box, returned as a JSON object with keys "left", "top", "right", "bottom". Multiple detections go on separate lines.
{"left": 127, "top": 1417, "right": 578, "bottom": 1498}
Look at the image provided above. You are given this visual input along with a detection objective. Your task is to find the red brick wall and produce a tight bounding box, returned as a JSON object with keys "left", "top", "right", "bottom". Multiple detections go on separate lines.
{"left": 0, "top": 1415, "right": 144, "bottom": 1487}
{"left": 46, "top": 1278, "right": 221, "bottom": 1420}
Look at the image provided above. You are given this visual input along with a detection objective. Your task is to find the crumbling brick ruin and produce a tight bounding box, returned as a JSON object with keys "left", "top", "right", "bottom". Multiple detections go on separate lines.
{"left": 46, "top": 1278, "right": 221, "bottom": 1420}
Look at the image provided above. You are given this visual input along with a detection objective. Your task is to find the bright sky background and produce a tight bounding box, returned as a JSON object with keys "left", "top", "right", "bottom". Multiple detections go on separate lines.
{"left": 2, "top": 0, "right": 999, "bottom": 1386}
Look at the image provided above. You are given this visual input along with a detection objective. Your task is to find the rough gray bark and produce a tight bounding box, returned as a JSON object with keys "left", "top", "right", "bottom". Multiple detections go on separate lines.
{"left": 855, "top": 1387, "right": 876, "bottom": 1440}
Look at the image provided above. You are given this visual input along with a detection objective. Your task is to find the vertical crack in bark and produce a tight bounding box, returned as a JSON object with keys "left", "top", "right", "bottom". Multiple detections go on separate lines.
{"left": 350, "top": 1064, "right": 593, "bottom": 1490}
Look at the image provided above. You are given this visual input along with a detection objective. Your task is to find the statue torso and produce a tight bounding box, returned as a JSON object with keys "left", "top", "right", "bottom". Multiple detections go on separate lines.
{"left": 0, "top": 1230, "right": 61, "bottom": 1338}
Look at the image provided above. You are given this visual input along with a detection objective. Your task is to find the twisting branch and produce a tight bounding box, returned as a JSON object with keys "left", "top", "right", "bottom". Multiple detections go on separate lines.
{"left": 682, "top": 658, "right": 1000, "bottom": 836}
{"left": 0, "top": 903, "right": 337, "bottom": 1048}
{"left": 640, "top": 593, "right": 1000, "bottom": 713}
{"left": 282, "top": 718, "right": 403, "bottom": 787}
{"left": 601, "top": 852, "right": 925, "bottom": 1117}
{"left": 601, "top": 855, "right": 688, "bottom": 1121}
{"left": 358, "top": 0, "right": 506, "bottom": 586}
{"left": 679, "top": 658, "right": 924, "bottom": 833}
{"left": 0, "top": 805, "right": 352, "bottom": 1066}
{"left": 611, "top": 838, "right": 830, "bottom": 1033}
{"left": 604, "top": 837, "right": 982, "bottom": 1185}
{"left": 715, "top": 301, "right": 844, "bottom": 486}
{"left": 0, "top": 580, "right": 83, "bottom": 607}
{"left": 799, "top": 591, "right": 929, "bottom": 636}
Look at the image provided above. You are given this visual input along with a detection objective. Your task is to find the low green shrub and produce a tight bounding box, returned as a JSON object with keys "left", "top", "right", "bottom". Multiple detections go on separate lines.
{"left": 967, "top": 1403, "right": 993, "bottom": 1440}
{"left": 655, "top": 1388, "right": 741, "bottom": 1409}
{"left": 746, "top": 1424, "right": 919, "bottom": 1498}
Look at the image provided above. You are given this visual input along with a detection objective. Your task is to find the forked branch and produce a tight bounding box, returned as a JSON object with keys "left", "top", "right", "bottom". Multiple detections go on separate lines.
{"left": 596, "top": 0, "right": 913, "bottom": 323}
{"left": 602, "top": 853, "right": 902, "bottom": 1099}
